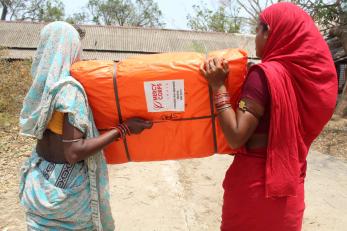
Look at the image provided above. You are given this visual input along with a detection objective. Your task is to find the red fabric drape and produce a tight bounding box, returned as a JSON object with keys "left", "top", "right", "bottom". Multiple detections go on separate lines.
{"left": 254, "top": 2, "right": 337, "bottom": 197}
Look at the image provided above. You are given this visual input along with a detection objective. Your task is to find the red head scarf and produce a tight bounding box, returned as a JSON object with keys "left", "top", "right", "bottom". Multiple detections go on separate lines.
{"left": 255, "top": 3, "right": 337, "bottom": 197}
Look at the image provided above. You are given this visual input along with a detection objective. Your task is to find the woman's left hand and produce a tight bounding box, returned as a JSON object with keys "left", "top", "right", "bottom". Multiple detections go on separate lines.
{"left": 200, "top": 58, "right": 229, "bottom": 92}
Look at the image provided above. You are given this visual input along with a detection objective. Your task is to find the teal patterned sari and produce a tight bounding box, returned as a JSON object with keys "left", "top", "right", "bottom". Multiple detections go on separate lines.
{"left": 19, "top": 21, "right": 114, "bottom": 231}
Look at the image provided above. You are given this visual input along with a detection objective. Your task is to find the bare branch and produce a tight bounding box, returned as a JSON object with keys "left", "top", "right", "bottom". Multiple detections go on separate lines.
{"left": 247, "top": 0, "right": 261, "bottom": 18}
{"left": 236, "top": 0, "right": 258, "bottom": 22}
{"left": 255, "top": 0, "right": 262, "bottom": 13}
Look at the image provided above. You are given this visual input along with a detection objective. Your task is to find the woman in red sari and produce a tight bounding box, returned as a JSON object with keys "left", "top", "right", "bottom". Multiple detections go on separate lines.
{"left": 201, "top": 3, "right": 337, "bottom": 231}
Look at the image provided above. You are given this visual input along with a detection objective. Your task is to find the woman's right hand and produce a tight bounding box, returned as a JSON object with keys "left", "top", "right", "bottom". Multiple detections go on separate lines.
{"left": 124, "top": 118, "right": 153, "bottom": 134}
{"left": 200, "top": 58, "right": 229, "bottom": 93}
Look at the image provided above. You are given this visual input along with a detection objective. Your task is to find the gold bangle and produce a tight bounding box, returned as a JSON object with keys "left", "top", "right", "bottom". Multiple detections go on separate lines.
{"left": 217, "top": 105, "right": 232, "bottom": 114}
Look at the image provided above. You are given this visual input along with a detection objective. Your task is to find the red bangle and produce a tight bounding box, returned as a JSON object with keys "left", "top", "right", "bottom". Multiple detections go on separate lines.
{"left": 214, "top": 95, "right": 230, "bottom": 102}
{"left": 215, "top": 100, "right": 231, "bottom": 106}
{"left": 214, "top": 94, "right": 230, "bottom": 99}
{"left": 214, "top": 92, "right": 230, "bottom": 98}
{"left": 122, "top": 123, "right": 131, "bottom": 135}
{"left": 116, "top": 124, "right": 127, "bottom": 139}
{"left": 216, "top": 102, "right": 232, "bottom": 110}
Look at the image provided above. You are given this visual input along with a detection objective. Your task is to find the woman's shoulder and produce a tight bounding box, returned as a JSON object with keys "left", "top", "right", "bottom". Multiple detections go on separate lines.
{"left": 241, "top": 65, "right": 270, "bottom": 106}
{"left": 53, "top": 79, "right": 88, "bottom": 111}
{"left": 245, "top": 65, "right": 268, "bottom": 88}
{"left": 53, "top": 78, "right": 86, "bottom": 99}
{"left": 247, "top": 65, "right": 267, "bottom": 80}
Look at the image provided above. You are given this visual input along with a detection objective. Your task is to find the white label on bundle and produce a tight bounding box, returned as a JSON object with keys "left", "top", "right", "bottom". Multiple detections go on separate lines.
{"left": 144, "top": 80, "right": 185, "bottom": 112}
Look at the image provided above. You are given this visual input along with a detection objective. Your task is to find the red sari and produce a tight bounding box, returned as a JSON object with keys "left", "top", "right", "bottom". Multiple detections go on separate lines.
{"left": 221, "top": 3, "right": 337, "bottom": 231}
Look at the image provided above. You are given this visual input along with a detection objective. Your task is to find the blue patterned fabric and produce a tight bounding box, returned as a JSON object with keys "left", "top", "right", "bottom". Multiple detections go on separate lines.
{"left": 18, "top": 21, "right": 115, "bottom": 230}
{"left": 19, "top": 152, "right": 94, "bottom": 230}
{"left": 19, "top": 21, "right": 82, "bottom": 138}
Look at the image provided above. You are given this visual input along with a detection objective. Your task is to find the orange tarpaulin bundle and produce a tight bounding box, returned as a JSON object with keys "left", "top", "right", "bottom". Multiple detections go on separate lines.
{"left": 71, "top": 48, "right": 247, "bottom": 164}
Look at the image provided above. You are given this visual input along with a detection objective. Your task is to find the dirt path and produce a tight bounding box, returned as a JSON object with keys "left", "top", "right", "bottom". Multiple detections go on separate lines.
{"left": 108, "top": 151, "right": 347, "bottom": 231}
{"left": 108, "top": 155, "right": 229, "bottom": 231}
{"left": 1, "top": 151, "right": 347, "bottom": 231}
{"left": 0, "top": 117, "right": 346, "bottom": 231}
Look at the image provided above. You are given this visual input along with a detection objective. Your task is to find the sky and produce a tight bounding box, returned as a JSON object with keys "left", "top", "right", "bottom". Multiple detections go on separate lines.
{"left": 62, "top": 0, "right": 218, "bottom": 30}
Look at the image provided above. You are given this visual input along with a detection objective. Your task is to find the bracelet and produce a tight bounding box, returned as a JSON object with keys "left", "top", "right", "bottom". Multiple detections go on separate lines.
{"left": 216, "top": 101, "right": 232, "bottom": 110}
{"left": 215, "top": 91, "right": 229, "bottom": 96}
{"left": 117, "top": 125, "right": 127, "bottom": 139}
{"left": 123, "top": 123, "right": 131, "bottom": 135}
{"left": 62, "top": 138, "right": 83, "bottom": 143}
{"left": 214, "top": 92, "right": 230, "bottom": 107}
{"left": 215, "top": 100, "right": 231, "bottom": 107}
{"left": 216, "top": 103, "right": 232, "bottom": 110}
{"left": 214, "top": 95, "right": 230, "bottom": 101}
{"left": 116, "top": 123, "right": 131, "bottom": 139}
{"left": 215, "top": 95, "right": 231, "bottom": 108}
{"left": 214, "top": 92, "right": 230, "bottom": 99}
{"left": 215, "top": 97, "right": 230, "bottom": 104}
{"left": 217, "top": 105, "right": 232, "bottom": 114}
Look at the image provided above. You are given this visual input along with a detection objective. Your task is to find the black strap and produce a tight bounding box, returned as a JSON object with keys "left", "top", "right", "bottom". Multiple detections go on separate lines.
{"left": 99, "top": 115, "right": 213, "bottom": 130}
{"left": 208, "top": 86, "right": 218, "bottom": 153}
{"left": 113, "top": 63, "right": 131, "bottom": 161}
{"left": 162, "top": 115, "right": 212, "bottom": 122}
{"left": 112, "top": 63, "right": 217, "bottom": 156}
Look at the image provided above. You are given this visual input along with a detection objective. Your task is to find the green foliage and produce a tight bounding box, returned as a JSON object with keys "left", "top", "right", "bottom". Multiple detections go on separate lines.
{"left": 295, "top": 0, "right": 341, "bottom": 31}
{"left": 39, "top": 0, "right": 65, "bottom": 22}
{"left": 1, "top": 0, "right": 166, "bottom": 27}
{"left": 132, "top": 0, "right": 164, "bottom": 27}
{"left": 0, "top": 0, "right": 64, "bottom": 22}
{"left": 87, "top": 0, "right": 165, "bottom": 27}
{"left": 65, "top": 12, "right": 88, "bottom": 25}
{"left": 187, "top": 2, "right": 241, "bottom": 33}
{"left": 222, "top": 0, "right": 343, "bottom": 33}
{"left": 234, "top": 0, "right": 343, "bottom": 33}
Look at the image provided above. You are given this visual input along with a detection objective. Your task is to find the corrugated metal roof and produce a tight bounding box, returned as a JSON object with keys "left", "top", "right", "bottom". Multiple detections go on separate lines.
{"left": 0, "top": 20, "right": 257, "bottom": 60}
{"left": 82, "top": 51, "right": 145, "bottom": 60}
{"left": 1, "top": 48, "right": 145, "bottom": 61}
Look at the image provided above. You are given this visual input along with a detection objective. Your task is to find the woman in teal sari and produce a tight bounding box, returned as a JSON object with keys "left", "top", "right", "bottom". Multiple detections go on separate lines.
{"left": 19, "top": 21, "right": 152, "bottom": 230}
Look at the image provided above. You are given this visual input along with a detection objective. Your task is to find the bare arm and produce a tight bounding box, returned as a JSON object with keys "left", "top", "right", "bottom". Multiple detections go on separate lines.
{"left": 62, "top": 114, "right": 152, "bottom": 164}
{"left": 201, "top": 58, "right": 263, "bottom": 149}
{"left": 214, "top": 85, "right": 259, "bottom": 149}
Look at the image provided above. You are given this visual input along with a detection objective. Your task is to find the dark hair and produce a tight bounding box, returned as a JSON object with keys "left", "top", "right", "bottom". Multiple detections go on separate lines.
{"left": 260, "top": 21, "right": 269, "bottom": 32}
{"left": 247, "top": 62, "right": 255, "bottom": 68}
{"left": 72, "top": 24, "right": 86, "bottom": 40}
{"left": 247, "top": 62, "right": 255, "bottom": 71}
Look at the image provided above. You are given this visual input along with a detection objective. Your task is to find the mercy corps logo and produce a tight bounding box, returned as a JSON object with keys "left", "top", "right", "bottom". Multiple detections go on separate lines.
{"left": 152, "top": 83, "right": 164, "bottom": 110}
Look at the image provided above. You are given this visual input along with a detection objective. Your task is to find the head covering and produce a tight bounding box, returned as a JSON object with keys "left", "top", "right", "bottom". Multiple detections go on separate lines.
{"left": 18, "top": 22, "right": 115, "bottom": 230}
{"left": 20, "top": 21, "right": 81, "bottom": 137}
{"left": 254, "top": 3, "right": 337, "bottom": 197}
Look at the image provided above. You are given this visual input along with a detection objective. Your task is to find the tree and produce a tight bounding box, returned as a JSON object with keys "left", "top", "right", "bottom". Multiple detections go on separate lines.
{"left": 233, "top": 0, "right": 283, "bottom": 27}
{"left": 0, "top": 0, "right": 10, "bottom": 20}
{"left": 187, "top": 1, "right": 242, "bottom": 33}
{"left": 87, "top": 0, "right": 165, "bottom": 27}
{"left": 131, "top": 0, "right": 164, "bottom": 27}
{"left": 39, "top": 0, "right": 65, "bottom": 22}
{"left": 233, "top": 0, "right": 340, "bottom": 32}
{"left": 330, "top": 0, "right": 347, "bottom": 117}
{"left": 65, "top": 12, "right": 88, "bottom": 25}
{"left": 0, "top": 0, "right": 64, "bottom": 22}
